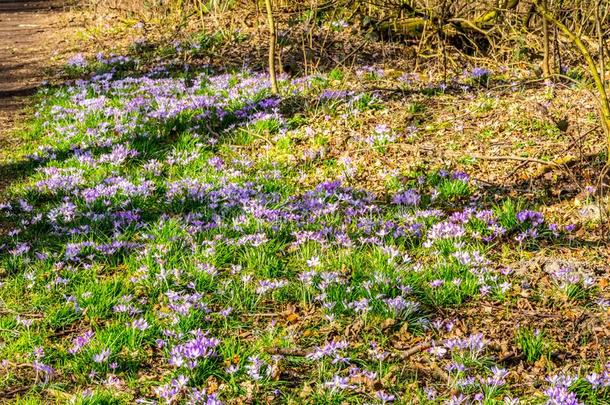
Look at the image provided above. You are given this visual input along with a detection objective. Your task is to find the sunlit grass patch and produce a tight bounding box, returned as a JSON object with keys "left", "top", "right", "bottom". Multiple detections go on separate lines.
{"left": 0, "top": 53, "right": 605, "bottom": 403}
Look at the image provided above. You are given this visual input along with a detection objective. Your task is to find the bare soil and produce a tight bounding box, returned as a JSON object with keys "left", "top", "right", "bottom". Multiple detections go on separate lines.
{"left": 0, "top": 0, "right": 80, "bottom": 195}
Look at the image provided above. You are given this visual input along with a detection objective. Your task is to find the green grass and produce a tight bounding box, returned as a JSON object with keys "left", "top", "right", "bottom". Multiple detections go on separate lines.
{"left": 0, "top": 35, "right": 605, "bottom": 404}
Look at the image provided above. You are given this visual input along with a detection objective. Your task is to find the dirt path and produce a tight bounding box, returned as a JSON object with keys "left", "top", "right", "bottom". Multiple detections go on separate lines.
{"left": 0, "top": 0, "right": 78, "bottom": 191}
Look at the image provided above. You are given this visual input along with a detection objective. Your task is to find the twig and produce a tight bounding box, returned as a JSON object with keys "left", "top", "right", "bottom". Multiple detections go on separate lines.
{"left": 470, "top": 154, "right": 561, "bottom": 167}
{"left": 265, "top": 347, "right": 309, "bottom": 356}
{"left": 0, "top": 309, "right": 43, "bottom": 318}
{"left": 246, "top": 312, "right": 282, "bottom": 317}
{"left": 497, "top": 351, "right": 519, "bottom": 363}
{"left": 1, "top": 386, "right": 30, "bottom": 399}
{"left": 398, "top": 341, "right": 433, "bottom": 359}
{"left": 597, "top": 163, "right": 610, "bottom": 237}
{"left": 411, "top": 360, "right": 450, "bottom": 382}
{"left": 48, "top": 327, "right": 80, "bottom": 339}
{"left": 503, "top": 160, "right": 530, "bottom": 181}
{"left": 561, "top": 126, "right": 600, "bottom": 153}
{"left": 336, "top": 41, "right": 369, "bottom": 67}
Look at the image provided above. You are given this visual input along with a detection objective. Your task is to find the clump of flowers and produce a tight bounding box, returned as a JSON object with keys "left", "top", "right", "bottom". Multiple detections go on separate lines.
{"left": 393, "top": 189, "right": 421, "bottom": 206}
{"left": 465, "top": 67, "right": 491, "bottom": 85}
{"left": 546, "top": 265, "right": 596, "bottom": 301}
{"left": 168, "top": 330, "right": 220, "bottom": 369}
{"left": 543, "top": 374, "right": 581, "bottom": 405}
{"left": 69, "top": 331, "right": 95, "bottom": 354}
{"left": 356, "top": 65, "right": 385, "bottom": 79}
{"left": 66, "top": 53, "right": 87, "bottom": 69}
{"left": 585, "top": 363, "right": 610, "bottom": 389}
{"left": 365, "top": 124, "right": 396, "bottom": 151}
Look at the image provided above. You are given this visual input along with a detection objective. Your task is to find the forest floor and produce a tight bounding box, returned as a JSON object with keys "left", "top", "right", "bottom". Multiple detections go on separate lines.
{"left": 0, "top": 4, "right": 609, "bottom": 404}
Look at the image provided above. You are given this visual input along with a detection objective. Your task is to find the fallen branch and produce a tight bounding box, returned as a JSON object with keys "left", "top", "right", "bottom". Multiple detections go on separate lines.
{"left": 0, "top": 386, "right": 30, "bottom": 399}
{"left": 347, "top": 143, "right": 602, "bottom": 174}
{"left": 470, "top": 154, "right": 562, "bottom": 167}
{"left": 48, "top": 327, "right": 80, "bottom": 339}
{"left": 411, "top": 360, "right": 450, "bottom": 382}
{"left": 468, "top": 151, "right": 604, "bottom": 179}
{"left": 530, "top": 151, "right": 603, "bottom": 177}
{"left": 397, "top": 341, "right": 433, "bottom": 359}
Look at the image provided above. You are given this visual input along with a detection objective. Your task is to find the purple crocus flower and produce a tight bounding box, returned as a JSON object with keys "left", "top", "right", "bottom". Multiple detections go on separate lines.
{"left": 392, "top": 189, "right": 421, "bottom": 206}
{"left": 93, "top": 349, "right": 111, "bottom": 363}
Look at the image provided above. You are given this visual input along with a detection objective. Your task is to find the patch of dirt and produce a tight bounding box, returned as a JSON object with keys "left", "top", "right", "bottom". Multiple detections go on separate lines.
{"left": 0, "top": 0, "right": 79, "bottom": 189}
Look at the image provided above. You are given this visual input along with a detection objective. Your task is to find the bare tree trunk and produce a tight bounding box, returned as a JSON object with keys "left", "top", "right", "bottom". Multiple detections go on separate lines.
{"left": 265, "top": 0, "right": 279, "bottom": 95}
{"left": 542, "top": 0, "right": 551, "bottom": 78}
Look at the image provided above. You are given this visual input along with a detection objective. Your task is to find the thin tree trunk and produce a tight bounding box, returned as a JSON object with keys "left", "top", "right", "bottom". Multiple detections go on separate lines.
{"left": 542, "top": 0, "right": 551, "bottom": 78}
{"left": 596, "top": 0, "right": 605, "bottom": 88}
{"left": 535, "top": 1, "right": 610, "bottom": 161}
{"left": 265, "top": 0, "right": 279, "bottom": 95}
{"left": 554, "top": 26, "right": 562, "bottom": 75}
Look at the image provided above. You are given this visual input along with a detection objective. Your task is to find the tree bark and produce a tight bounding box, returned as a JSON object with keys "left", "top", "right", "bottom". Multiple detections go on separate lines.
{"left": 542, "top": 0, "right": 551, "bottom": 78}
{"left": 265, "top": 0, "right": 279, "bottom": 95}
